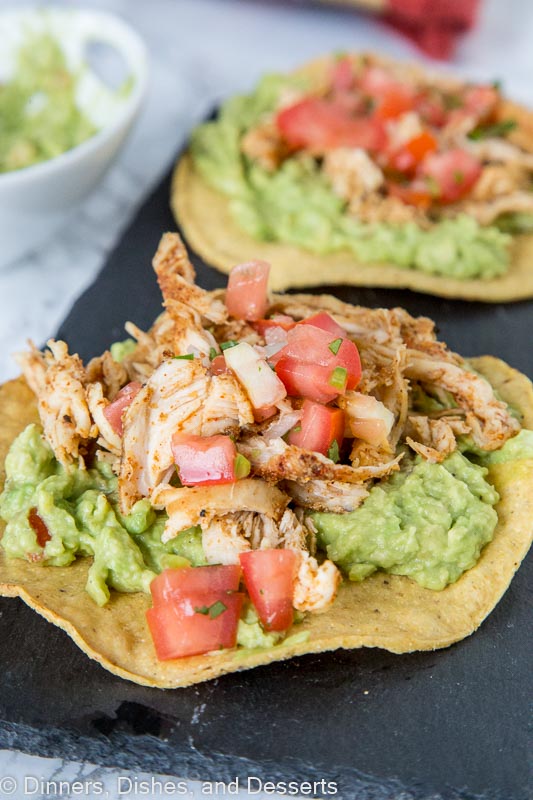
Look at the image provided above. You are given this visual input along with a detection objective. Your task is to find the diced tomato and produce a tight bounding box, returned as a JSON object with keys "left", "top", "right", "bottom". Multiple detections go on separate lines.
{"left": 287, "top": 400, "right": 344, "bottom": 457}
{"left": 253, "top": 315, "right": 296, "bottom": 337}
{"left": 171, "top": 434, "right": 237, "bottom": 487}
{"left": 272, "top": 324, "right": 361, "bottom": 387}
{"left": 275, "top": 357, "right": 340, "bottom": 404}
{"left": 103, "top": 381, "right": 142, "bottom": 436}
{"left": 359, "top": 66, "right": 416, "bottom": 120}
{"left": 210, "top": 355, "right": 230, "bottom": 375}
{"left": 387, "top": 131, "right": 437, "bottom": 175}
{"left": 388, "top": 180, "right": 433, "bottom": 209}
{"left": 420, "top": 148, "right": 482, "bottom": 203}
{"left": 276, "top": 98, "right": 387, "bottom": 153}
{"left": 415, "top": 91, "right": 448, "bottom": 127}
{"left": 150, "top": 565, "right": 242, "bottom": 606}
{"left": 146, "top": 591, "right": 244, "bottom": 660}
{"left": 331, "top": 56, "right": 354, "bottom": 93}
{"left": 226, "top": 260, "right": 270, "bottom": 321}
{"left": 28, "top": 508, "right": 51, "bottom": 548}
{"left": 300, "top": 312, "right": 346, "bottom": 339}
{"left": 239, "top": 549, "right": 297, "bottom": 631}
{"left": 464, "top": 85, "right": 499, "bottom": 122}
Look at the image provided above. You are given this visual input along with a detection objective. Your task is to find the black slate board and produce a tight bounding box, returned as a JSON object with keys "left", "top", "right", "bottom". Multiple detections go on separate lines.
{"left": 1, "top": 165, "right": 532, "bottom": 800}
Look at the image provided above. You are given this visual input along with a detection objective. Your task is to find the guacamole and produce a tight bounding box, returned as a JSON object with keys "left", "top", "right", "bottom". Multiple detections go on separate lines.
{"left": 191, "top": 75, "right": 512, "bottom": 280}
{"left": 312, "top": 451, "right": 499, "bottom": 590}
{"left": 0, "top": 424, "right": 205, "bottom": 606}
{"left": 0, "top": 32, "right": 97, "bottom": 173}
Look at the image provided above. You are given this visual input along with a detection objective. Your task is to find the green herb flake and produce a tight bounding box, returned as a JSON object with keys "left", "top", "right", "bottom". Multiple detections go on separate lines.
{"left": 454, "top": 170, "right": 464, "bottom": 185}
{"left": 291, "top": 425, "right": 302, "bottom": 434}
{"left": 328, "top": 338, "right": 342, "bottom": 355}
{"left": 195, "top": 600, "right": 227, "bottom": 619}
{"left": 209, "top": 347, "right": 218, "bottom": 361}
{"left": 208, "top": 600, "right": 227, "bottom": 619}
{"left": 173, "top": 353, "right": 194, "bottom": 360}
{"left": 221, "top": 340, "right": 238, "bottom": 351}
{"left": 468, "top": 119, "right": 517, "bottom": 140}
{"left": 329, "top": 366, "right": 347, "bottom": 390}
{"left": 327, "top": 440, "right": 340, "bottom": 463}
{"left": 234, "top": 453, "right": 251, "bottom": 480}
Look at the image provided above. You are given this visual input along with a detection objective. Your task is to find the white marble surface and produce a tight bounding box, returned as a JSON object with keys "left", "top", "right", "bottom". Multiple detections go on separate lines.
{"left": 1, "top": 0, "right": 533, "bottom": 796}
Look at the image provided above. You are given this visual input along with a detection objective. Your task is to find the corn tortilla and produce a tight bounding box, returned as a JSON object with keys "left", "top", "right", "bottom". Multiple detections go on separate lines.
{"left": 173, "top": 55, "right": 533, "bottom": 302}
{"left": 0, "top": 354, "right": 532, "bottom": 688}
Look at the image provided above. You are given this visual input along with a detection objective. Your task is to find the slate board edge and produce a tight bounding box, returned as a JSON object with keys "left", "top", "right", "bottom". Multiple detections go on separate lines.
{"left": 0, "top": 721, "right": 503, "bottom": 800}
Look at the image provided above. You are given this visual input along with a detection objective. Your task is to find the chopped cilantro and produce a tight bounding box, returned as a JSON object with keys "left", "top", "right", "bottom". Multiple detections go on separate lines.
{"left": 468, "top": 119, "right": 517, "bottom": 140}
{"left": 221, "top": 340, "right": 238, "bottom": 351}
{"left": 329, "top": 366, "right": 347, "bottom": 390}
{"left": 291, "top": 425, "right": 302, "bottom": 434}
{"left": 174, "top": 353, "right": 194, "bottom": 360}
{"left": 195, "top": 601, "right": 228, "bottom": 619}
{"left": 327, "top": 439, "right": 340, "bottom": 463}
{"left": 209, "top": 347, "right": 218, "bottom": 361}
{"left": 328, "top": 338, "right": 342, "bottom": 355}
{"left": 454, "top": 170, "right": 464, "bottom": 185}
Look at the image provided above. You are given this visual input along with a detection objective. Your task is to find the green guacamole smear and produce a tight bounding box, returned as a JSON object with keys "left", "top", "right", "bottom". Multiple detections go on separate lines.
{"left": 312, "top": 451, "right": 499, "bottom": 590}
{"left": 1, "top": 32, "right": 97, "bottom": 173}
{"left": 0, "top": 424, "right": 205, "bottom": 606}
{"left": 191, "top": 75, "right": 512, "bottom": 279}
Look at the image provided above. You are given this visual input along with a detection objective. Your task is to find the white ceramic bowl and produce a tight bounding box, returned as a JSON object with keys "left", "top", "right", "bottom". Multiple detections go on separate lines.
{"left": 0, "top": 8, "right": 148, "bottom": 267}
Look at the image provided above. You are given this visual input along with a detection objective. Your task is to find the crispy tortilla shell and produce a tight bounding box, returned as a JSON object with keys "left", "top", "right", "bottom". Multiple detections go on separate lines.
{"left": 173, "top": 54, "right": 533, "bottom": 302}
{"left": 1, "top": 357, "right": 532, "bottom": 688}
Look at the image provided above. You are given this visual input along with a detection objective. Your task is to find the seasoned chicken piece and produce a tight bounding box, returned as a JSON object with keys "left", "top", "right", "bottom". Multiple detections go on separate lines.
{"left": 85, "top": 382, "right": 122, "bottom": 458}
{"left": 85, "top": 350, "right": 128, "bottom": 399}
{"left": 284, "top": 479, "right": 369, "bottom": 513}
{"left": 405, "top": 416, "right": 457, "bottom": 463}
{"left": 352, "top": 194, "right": 425, "bottom": 225}
{"left": 293, "top": 551, "right": 341, "bottom": 613}
{"left": 153, "top": 232, "right": 226, "bottom": 324}
{"left": 454, "top": 191, "right": 533, "bottom": 226}
{"left": 201, "top": 515, "right": 251, "bottom": 565}
{"left": 323, "top": 147, "right": 384, "bottom": 204}
{"left": 16, "top": 340, "right": 96, "bottom": 466}
{"left": 238, "top": 435, "right": 402, "bottom": 484}
{"left": 469, "top": 164, "right": 529, "bottom": 202}
{"left": 241, "top": 117, "right": 289, "bottom": 171}
{"left": 386, "top": 111, "right": 423, "bottom": 151}
{"left": 119, "top": 359, "right": 253, "bottom": 512}
{"left": 405, "top": 354, "right": 520, "bottom": 451}
{"left": 152, "top": 479, "right": 289, "bottom": 542}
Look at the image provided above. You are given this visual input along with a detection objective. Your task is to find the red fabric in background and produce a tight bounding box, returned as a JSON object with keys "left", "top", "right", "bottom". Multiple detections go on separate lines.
{"left": 384, "top": 0, "right": 481, "bottom": 59}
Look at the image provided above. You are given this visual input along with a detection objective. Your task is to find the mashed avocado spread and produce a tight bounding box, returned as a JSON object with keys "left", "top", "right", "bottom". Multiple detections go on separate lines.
{"left": 191, "top": 75, "right": 512, "bottom": 279}
{"left": 2, "top": 424, "right": 532, "bottom": 604}
{"left": 1, "top": 33, "right": 97, "bottom": 173}
{"left": 0, "top": 424, "right": 205, "bottom": 605}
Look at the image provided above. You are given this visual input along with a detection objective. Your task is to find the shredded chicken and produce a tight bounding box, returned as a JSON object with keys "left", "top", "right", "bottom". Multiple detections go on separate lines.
{"left": 405, "top": 416, "right": 461, "bottom": 463}
{"left": 238, "top": 435, "right": 402, "bottom": 484}
{"left": 405, "top": 354, "right": 520, "bottom": 450}
{"left": 16, "top": 340, "right": 96, "bottom": 466}
{"left": 152, "top": 478, "right": 289, "bottom": 543}
{"left": 241, "top": 118, "right": 289, "bottom": 172}
{"left": 284, "top": 479, "right": 369, "bottom": 513}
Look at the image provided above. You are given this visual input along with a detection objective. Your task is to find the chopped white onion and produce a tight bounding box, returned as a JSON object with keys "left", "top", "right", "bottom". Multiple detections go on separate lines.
{"left": 263, "top": 409, "right": 303, "bottom": 440}
{"left": 224, "top": 342, "right": 287, "bottom": 409}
